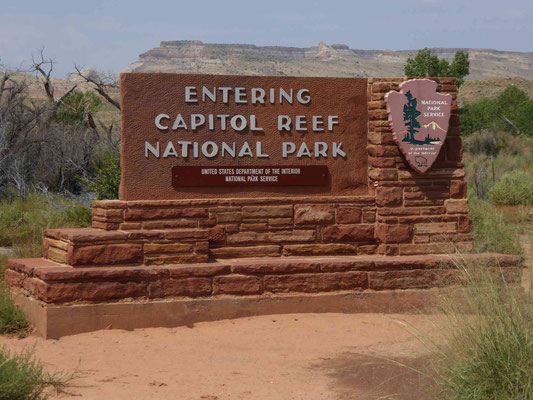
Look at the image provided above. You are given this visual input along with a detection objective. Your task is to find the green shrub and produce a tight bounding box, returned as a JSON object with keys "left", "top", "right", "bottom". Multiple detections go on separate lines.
{"left": 0, "top": 286, "right": 29, "bottom": 335}
{"left": 0, "top": 346, "right": 72, "bottom": 399}
{"left": 55, "top": 90, "right": 101, "bottom": 126}
{"left": 0, "top": 192, "right": 92, "bottom": 248}
{"left": 489, "top": 170, "right": 533, "bottom": 206}
{"left": 469, "top": 198, "right": 523, "bottom": 255}
{"left": 430, "top": 259, "right": 533, "bottom": 400}
{"left": 82, "top": 152, "right": 120, "bottom": 200}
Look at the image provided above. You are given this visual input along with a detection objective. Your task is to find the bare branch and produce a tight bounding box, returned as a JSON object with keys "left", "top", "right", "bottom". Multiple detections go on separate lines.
{"left": 74, "top": 65, "right": 121, "bottom": 110}
{"left": 32, "top": 48, "right": 56, "bottom": 103}
{"left": 57, "top": 84, "right": 78, "bottom": 106}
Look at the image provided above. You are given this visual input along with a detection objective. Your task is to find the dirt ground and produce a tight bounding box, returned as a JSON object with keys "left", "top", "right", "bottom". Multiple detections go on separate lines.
{"left": 1, "top": 313, "right": 445, "bottom": 400}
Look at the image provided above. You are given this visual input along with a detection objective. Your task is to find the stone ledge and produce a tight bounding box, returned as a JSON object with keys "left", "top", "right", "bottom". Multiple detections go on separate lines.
{"left": 10, "top": 288, "right": 460, "bottom": 339}
{"left": 5, "top": 253, "right": 523, "bottom": 305}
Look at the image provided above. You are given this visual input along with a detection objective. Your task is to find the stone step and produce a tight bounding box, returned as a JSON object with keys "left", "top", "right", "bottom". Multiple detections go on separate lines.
{"left": 5, "top": 253, "right": 524, "bottom": 304}
{"left": 43, "top": 228, "right": 210, "bottom": 267}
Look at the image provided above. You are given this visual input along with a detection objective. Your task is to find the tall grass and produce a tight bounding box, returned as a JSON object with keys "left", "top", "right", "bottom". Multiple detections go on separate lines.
{"left": 0, "top": 191, "right": 92, "bottom": 336}
{"left": 0, "top": 192, "right": 92, "bottom": 255}
{"left": 0, "top": 346, "right": 73, "bottom": 400}
{"left": 428, "top": 257, "right": 533, "bottom": 400}
{"left": 469, "top": 197, "right": 524, "bottom": 255}
{"left": 0, "top": 286, "right": 29, "bottom": 335}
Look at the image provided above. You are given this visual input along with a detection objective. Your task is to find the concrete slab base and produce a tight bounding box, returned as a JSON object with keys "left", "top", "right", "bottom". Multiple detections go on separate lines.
{"left": 13, "top": 288, "right": 446, "bottom": 339}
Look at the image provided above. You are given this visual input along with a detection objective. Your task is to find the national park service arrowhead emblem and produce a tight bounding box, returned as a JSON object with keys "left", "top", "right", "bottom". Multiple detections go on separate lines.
{"left": 385, "top": 79, "right": 452, "bottom": 174}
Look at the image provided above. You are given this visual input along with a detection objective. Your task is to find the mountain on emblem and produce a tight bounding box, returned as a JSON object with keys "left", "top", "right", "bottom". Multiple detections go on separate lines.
{"left": 385, "top": 79, "right": 452, "bottom": 174}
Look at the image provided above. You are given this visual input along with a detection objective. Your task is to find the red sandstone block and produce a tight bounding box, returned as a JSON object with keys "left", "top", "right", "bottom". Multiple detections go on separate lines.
{"left": 4, "top": 269, "right": 25, "bottom": 288}
{"left": 414, "top": 234, "right": 430, "bottom": 243}
{"left": 369, "top": 120, "right": 390, "bottom": 129}
{"left": 125, "top": 231, "right": 165, "bottom": 240}
{"left": 376, "top": 187, "right": 403, "bottom": 207}
{"left": 294, "top": 205, "right": 335, "bottom": 225}
{"left": 198, "top": 218, "right": 217, "bottom": 228}
{"left": 404, "top": 191, "right": 424, "bottom": 200}
{"left": 368, "top": 109, "right": 389, "bottom": 121}
{"left": 47, "top": 247, "right": 68, "bottom": 264}
{"left": 124, "top": 208, "right": 207, "bottom": 221}
{"left": 45, "top": 228, "right": 128, "bottom": 243}
{"left": 210, "top": 245, "right": 281, "bottom": 258}
{"left": 92, "top": 208, "right": 123, "bottom": 218}
{"left": 216, "top": 212, "right": 242, "bottom": 223}
{"left": 336, "top": 206, "right": 362, "bottom": 224}
{"left": 92, "top": 221, "right": 120, "bottom": 231}
{"left": 213, "top": 275, "right": 263, "bottom": 295}
{"left": 240, "top": 223, "right": 269, "bottom": 231}
{"left": 371, "top": 93, "right": 386, "bottom": 101}
{"left": 148, "top": 278, "right": 212, "bottom": 298}
{"left": 368, "top": 169, "right": 398, "bottom": 182}
{"left": 372, "top": 82, "right": 393, "bottom": 93}
{"left": 34, "top": 280, "right": 148, "bottom": 303}
{"left": 322, "top": 225, "right": 375, "bottom": 242}
{"left": 362, "top": 211, "right": 376, "bottom": 223}
{"left": 227, "top": 230, "right": 316, "bottom": 245}
{"left": 420, "top": 206, "right": 447, "bottom": 215}
{"left": 269, "top": 218, "right": 293, "bottom": 227}
{"left": 369, "top": 157, "right": 396, "bottom": 168}
{"left": 404, "top": 199, "right": 444, "bottom": 207}
{"left": 283, "top": 244, "right": 356, "bottom": 256}
{"left": 445, "top": 199, "right": 469, "bottom": 214}
{"left": 242, "top": 206, "right": 292, "bottom": 218}
{"left": 367, "top": 145, "right": 399, "bottom": 158}
{"left": 195, "top": 241, "right": 209, "bottom": 254}
{"left": 142, "top": 220, "right": 198, "bottom": 229}
{"left": 458, "top": 215, "right": 473, "bottom": 233}
{"left": 414, "top": 222, "right": 457, "bottom": 234}
{"left": 144, "top": 254, "right": 208, "bottom": 265}
{"left": 46, "top": 237, "right": 70, "bottom": 252}
{"left": 263, "top": 272, "right": 368, "bottom": 293}
{"left": 377, "top": 244, "right": 399, "bottom": 256}
{"left": 225, "top": 224, "right": 240, "bottom": 233}
{"left": 320, "top": 256, "right": 374, "bottom": 273}
{"left": 164, "top": 229, "right": 209, "bottom": 240}
{"left": 399, "top": 243, "right": 455, "bottom": 255}
{"left": 368, "top": 269, "right": 445, "bottom": 290}
{"left": 69, "top": 244, "right": 143, "bottom": 266}
{"left": 450, "top": 180, "right": 467, "bottom": 199}
{"left": 358, "top": 245, "right": 378, "bottom": 255}
{"left": 378, "top": 208, "right": 420, "bottom": 216}
{"left": 368, "top": 100, "right": 386, "bottom": 110}
{"left": 208, "top": 226, "right": 226, "bottom": 243}
{"left": 120, "top": 222, "right": 141, "bottom": 230}
{"left": 144, "top": 243, "right": 194, "bottom": 255}
{"left": 231, "top": 260, "right": 321, "bottom": 275}
{"left": 375, "top": 224, "right": 412, "bottom": 243}
{"left": 168, "top": 264, "right": 230, "bottom": 278}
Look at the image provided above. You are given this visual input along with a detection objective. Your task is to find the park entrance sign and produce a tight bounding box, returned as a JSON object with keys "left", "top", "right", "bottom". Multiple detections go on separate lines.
{"left": 120, "top": 74, "right": 368, "bottom": 200}
{"left": 5, "top": 74, "right": 495, "bottom": 339}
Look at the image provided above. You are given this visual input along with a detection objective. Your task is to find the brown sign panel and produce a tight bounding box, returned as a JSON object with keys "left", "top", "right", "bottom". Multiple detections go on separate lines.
{"left": 172, "top": 166, "right": 329, "bottom": 187}
{"left": 119, "top": 73, "right": 368, "bottom": 200}
{"left": 385, "top": 79, "right": 452, "bottom": 174}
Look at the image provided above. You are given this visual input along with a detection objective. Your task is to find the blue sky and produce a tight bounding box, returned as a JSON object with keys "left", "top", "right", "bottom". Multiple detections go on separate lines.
{"left": 1, "top": 0, "right": 531, "bottom": 77}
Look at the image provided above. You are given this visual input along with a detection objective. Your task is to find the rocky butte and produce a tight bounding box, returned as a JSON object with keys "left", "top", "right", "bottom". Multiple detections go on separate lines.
{"left": 123, "top": 40, "right": 533, "bottom": 80}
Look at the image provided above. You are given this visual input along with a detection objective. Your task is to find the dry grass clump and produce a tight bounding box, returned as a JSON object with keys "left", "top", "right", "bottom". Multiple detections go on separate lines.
{"left": 427, "top": 256, "right": 533, "bottom": 400}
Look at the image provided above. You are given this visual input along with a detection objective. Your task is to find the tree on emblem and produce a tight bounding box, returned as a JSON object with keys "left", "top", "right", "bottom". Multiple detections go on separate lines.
{"left": 403, "top": 90, "right": 421, "bottom": 144}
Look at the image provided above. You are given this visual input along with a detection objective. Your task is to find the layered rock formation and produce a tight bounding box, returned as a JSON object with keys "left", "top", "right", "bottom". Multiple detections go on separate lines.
{"left": 124, "top": 40, "right": 533, "bottom": 80}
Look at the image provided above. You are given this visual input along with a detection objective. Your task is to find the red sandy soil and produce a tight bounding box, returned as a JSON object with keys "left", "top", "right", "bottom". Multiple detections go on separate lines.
{"left": 1, "top": 313, "right": 445, "bottom": 400}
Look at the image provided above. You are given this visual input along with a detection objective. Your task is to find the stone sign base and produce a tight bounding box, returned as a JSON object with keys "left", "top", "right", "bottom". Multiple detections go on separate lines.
{"left": 5, "top": 253, "right": 522, "bottom": 338}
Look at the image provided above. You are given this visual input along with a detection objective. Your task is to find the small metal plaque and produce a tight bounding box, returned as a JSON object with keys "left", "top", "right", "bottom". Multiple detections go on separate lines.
{"left": 172, "top": 166, "right": 329, "bottom": 187}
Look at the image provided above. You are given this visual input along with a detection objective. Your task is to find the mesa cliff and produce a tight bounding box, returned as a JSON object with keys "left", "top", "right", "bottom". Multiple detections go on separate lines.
{"left": 124, "top": 40, "right": 533, "bottom": 80}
